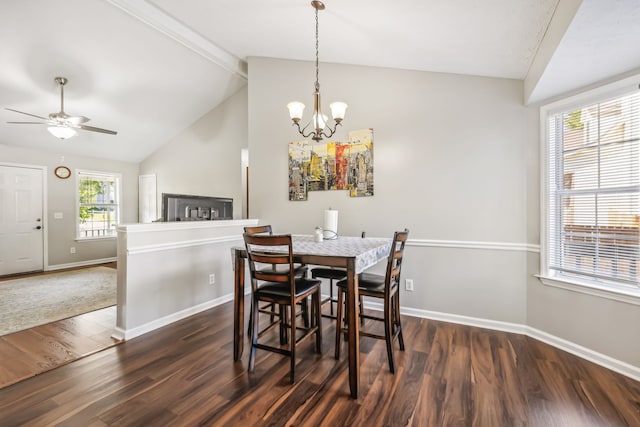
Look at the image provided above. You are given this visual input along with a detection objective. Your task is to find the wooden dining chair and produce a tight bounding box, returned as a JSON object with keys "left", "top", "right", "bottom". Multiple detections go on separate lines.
{"left": 244, "top": 225, "right": 309, "bottom": 341}
{"left": 243, "top": 233, "right": 322, "bottom": 384}
{"left": 244, "top": 225, "right": 308, "bottom": 277}
{"left": 334, "top": 229, "right": 409, "bottom": 374}
{"left": 311, "top": 231, "right": 365, "bottom": 319}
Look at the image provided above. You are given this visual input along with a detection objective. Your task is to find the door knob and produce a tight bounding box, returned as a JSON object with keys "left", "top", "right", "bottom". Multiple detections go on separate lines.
{"left": 35, "top": 226, "right": 42, "bottom": 230}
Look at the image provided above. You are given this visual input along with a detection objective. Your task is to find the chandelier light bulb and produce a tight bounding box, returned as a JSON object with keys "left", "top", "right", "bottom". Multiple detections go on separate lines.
{"left": 312, "top": 111, "right": 328, "bottom": 131}
{"left": 329, "top": 102, "right": 348, "bottom": 122}
{"left": 287, "top": 102, "right": 305, "bottom": 123}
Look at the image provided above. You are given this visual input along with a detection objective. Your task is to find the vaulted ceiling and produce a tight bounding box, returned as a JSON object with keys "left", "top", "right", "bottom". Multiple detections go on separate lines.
{"left": 1, "top": 0, "right": 638, "bottom": 163}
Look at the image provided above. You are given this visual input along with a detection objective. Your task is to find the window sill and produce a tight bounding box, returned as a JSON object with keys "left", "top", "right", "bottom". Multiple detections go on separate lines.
{"left": 75, "top": 236, "right": 117, "bottom": 242}
{"left": 536, "top": 274, "right": 640, "bottom": 306}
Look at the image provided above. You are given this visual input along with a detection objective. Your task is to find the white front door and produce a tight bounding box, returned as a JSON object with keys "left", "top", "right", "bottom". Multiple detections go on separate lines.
{"left": 0, "top": 165, "right": 44, "bottom": 275}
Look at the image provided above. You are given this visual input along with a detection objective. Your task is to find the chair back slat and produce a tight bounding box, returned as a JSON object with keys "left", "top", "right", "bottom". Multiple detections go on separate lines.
{"left": 243, "top": 233, "right": 296, "bottom": 291}
{"left": 244, "top": 225, "right": 273, "bottom": 235}
{"left": 384, "top": 230, "right": 409, "bottom": 295}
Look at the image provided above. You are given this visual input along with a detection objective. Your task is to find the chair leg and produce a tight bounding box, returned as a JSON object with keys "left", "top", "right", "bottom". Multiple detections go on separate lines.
{"left": 395, "top": 293, "right": 405, "bottom": 351}
{"left": 289, "top": 302, "right": 296, "bottom": 384}
{"left": 301, "top": 298, "right": 310, "bottom": 328}
{"left": 250, "top": 302, "right": 277, "bottom": 337}
{"left": 344, "top": 294, "right": 350, "bottom": 342}
{"left": 247, "top": 299, "right": 253, "bottom": 336}
{"left": 329, "top": 279, "right": 334, "bottom": 316}
{"left": 248, "top": 294, "right": 260, "bottom": 373}
{"left": 384, "top": 295, "right": 396, "bottom": 374}
{"left": 314, "top": 291, "right": 322, "bottom": 353}
{"left": 279, "top": 304, "right": 287, "bottom": 345}
{"left": 334, "top": 287, "right": 344, "bottom": 360}
{"left": 268, "top": 302, "right": 275, "bottom": 324}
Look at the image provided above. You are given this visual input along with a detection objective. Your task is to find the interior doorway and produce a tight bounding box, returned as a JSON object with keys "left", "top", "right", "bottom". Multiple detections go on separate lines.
{"left": 0, "top": 164, "right": 45, "bottom": 275}
{"left": 241, "top": 148, "right": 249, "bottom": 218}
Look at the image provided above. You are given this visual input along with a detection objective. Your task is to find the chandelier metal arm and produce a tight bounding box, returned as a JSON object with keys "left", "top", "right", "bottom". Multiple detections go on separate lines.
{"left": 318, "top": 121, "right": 341, "bottom": 140}
{"left": 292, "top": 120, "right": 342, "bottom": 142}
{"left": 292, "top": 121, "right": 315, "bottom": 139}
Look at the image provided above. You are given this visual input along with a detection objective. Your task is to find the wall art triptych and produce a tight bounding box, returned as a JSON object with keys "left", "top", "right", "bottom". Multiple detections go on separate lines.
{"left": 288, "top": 128, "right": 374, "bottom": 201}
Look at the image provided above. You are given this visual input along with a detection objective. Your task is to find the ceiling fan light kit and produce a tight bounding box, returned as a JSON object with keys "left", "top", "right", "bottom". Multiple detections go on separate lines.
{"left": 47, "top": 125, "right": 77, "bottom": 139}
{"left": 6, "top": 76, "right": 117, "bottom": 140}
{"left": 287, "top": 1, "right": 347, "bottom": 142}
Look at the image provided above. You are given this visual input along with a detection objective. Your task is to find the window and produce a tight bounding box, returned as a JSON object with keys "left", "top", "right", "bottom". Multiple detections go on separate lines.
{"left": 542, "top": 85, "right": 640, "bottom": 296}
{"left": 76, "top": 170, "right": 121, "bottom": 239}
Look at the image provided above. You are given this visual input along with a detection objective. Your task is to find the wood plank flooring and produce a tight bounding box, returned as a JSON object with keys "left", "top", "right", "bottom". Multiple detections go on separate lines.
{"left": 0, "top": 264, "right": 119, "bottom": 389}
{"left": 1, "top": 298, "right": 639, "bottom": 426}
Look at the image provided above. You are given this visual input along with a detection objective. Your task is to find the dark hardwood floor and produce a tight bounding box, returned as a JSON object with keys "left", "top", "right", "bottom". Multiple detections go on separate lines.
{"left": 0, "top": 263, "right": 119, "bottom": 389}
{"left": 0, "top": 296, "right": 638, "bottom": 426}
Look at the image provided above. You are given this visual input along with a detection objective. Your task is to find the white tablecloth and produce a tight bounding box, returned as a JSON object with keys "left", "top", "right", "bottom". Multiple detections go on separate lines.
{"left": 292, "top": 235, "right": 391, "bottom": 273}
{"left": 236, "top": 235, "right": 392, "bottom": 274}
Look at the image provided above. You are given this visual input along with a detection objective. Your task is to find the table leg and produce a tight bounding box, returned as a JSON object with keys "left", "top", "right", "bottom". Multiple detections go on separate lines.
{"left": 233, "top": 249, "right": 245, "bottom": 361}
{"left": 346, "top": 258, "right": 360, "bottom": 398}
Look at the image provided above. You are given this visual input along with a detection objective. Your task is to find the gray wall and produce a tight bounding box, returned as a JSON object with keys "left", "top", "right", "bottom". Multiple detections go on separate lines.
{"left": 139, "top": 86, "right": 248, "bottom": 220}
{"left": 246, "top": 57, "right": 640, "bottom": 371}
{"left": 248, "top": 57, "right": 537, "bottom": 325}
{"left": 527, "top": 263, "right": 640, "bottom": 367}
{"left": 0, "top": 143, "right": 139, "bottom": 267}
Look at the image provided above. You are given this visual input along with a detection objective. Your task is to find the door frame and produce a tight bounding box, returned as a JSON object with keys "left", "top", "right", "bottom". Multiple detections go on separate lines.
{"left": 0, "top": 162, "right": 49, "bottom": 272}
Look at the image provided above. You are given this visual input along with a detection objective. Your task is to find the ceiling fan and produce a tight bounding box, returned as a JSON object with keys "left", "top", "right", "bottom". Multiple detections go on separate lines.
{"left": 6, "top": 76, "right": 117, "bottom": 140}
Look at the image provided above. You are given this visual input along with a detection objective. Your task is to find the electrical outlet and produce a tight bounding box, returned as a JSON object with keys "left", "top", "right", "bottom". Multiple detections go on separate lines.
{"left": 70, "top": 247, "right": 76, "bottom": 254}
{"left": 209, "top": 274, "right": 216, "bottom": 285}
{"left": 405, "top": 278, "right": 414, "bottom": 291}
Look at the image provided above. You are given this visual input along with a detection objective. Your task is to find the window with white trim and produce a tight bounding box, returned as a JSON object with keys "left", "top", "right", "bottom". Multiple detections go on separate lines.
{"left": 543, "top": 87, "right": 640, "bottom": 291}
{"left": 76, "top": 170, "right": 121, "bottom": 239}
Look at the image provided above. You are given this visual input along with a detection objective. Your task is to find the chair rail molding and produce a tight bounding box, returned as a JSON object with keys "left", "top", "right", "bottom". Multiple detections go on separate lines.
{"left": 407, "top": 238, "right": 539, "bottom": 253}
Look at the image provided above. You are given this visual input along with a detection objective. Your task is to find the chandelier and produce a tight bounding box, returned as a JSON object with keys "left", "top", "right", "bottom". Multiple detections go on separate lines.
{"left": 287, "top": 1, "right": 347, "bottom": 142}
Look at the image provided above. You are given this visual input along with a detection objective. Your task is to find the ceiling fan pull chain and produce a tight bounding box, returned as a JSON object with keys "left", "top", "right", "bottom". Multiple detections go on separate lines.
{"left": 60, "top": 80, "right": 64, "bottom": 113}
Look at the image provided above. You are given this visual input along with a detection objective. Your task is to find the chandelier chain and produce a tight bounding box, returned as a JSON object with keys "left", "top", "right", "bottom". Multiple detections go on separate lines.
{"left": 315, "top": 5, "right": 320, "bottom": 91}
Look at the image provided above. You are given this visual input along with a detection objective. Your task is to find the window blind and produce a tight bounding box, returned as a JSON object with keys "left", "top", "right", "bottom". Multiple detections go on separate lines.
{"left": 547, "top": 90, "right": 640, "bottom": 287}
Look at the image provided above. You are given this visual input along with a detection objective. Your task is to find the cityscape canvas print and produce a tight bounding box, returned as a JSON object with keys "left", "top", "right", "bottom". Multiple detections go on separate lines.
{"left": 288, "top": 128, "right": 374, "bottom": 201}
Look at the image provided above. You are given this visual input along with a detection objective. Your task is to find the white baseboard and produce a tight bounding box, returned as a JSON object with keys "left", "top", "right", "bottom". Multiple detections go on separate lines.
{"left": 118, "top": 293, "right": 234, "bottom": 340}
{"left": 364, "top": 301, "right": 640, "bottom": 382}
{"left": 111, "top": 327, "right": 126, "bottom": 341}
{"left": 47, "top": 257, "right": 117, "bottom": 271}
{"left": 525, "top": 326, "right": 640, "bottom": 382}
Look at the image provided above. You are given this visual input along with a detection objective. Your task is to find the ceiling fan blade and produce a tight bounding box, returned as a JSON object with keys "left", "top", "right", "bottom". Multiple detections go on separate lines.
{"left": 5, "top": 108, "right": 48, "bottom": 120}
{"left": 7, "top": 121, "right": 47, "bottom": 124}
{"left": 78, "top": 124, "right": 117, "bottom": 135}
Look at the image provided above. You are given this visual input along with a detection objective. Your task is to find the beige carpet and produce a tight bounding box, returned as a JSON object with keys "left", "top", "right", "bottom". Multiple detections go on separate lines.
{"left": 0, "top": 267, "right": 116, "bottom": 336}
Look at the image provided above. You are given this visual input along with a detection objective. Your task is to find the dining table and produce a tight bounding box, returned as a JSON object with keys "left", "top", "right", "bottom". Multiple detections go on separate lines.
{"left": 232, "top": 234, "right": 392, "bottom": 399}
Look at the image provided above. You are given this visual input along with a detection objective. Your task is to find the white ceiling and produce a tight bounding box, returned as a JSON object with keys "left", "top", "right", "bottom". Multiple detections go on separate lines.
{"left": 1, "top": 0, "right": 639, "bottom": 163}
